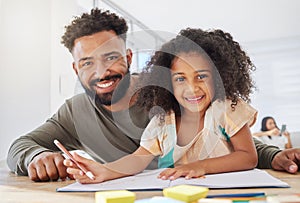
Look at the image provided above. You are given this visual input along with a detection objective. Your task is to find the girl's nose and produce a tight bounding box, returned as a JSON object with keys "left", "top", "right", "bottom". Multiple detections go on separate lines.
{"left": 190, "top": 81, "right": 201, "bottom": 92}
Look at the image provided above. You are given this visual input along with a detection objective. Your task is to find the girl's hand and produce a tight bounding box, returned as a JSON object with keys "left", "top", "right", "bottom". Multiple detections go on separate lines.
{"left": 158, "top": 162, "right": 205, "bottom": 180}
{"left": 270, "top": 128, "right": 280, "bottom": 136}
{"left": 283, "top": 131, "right": 290, "bottom": 137}
{"left": 63, "top": 152, "right": 111, "bottom": 184}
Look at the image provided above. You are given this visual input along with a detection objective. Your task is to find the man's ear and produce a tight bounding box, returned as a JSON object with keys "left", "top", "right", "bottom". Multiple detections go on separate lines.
{"left": 72, "top": 62, "right": 78, "bottom": 75}
{"left": 126, "top": 49, "right": 133, "bottom": 67}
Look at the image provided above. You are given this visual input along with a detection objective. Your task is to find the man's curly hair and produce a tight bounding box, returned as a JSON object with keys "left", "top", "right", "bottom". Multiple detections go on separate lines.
{"left": 136, "top": 28, "right": 256, "bottom": 117}
{"left": 61, "top": 8, "right": 128, "bottom": 53}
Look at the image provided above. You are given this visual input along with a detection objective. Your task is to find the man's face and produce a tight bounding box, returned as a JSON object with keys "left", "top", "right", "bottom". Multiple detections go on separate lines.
{"left": 72, "top": 31, "right": 132, "bottom": 105}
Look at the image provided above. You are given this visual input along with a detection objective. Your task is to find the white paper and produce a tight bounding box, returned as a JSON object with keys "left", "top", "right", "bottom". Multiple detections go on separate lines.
{"left": 57, "top": 168, "right": 289, "bottom": 192}
{"left": 170, "top": 169, "right": 289, "bottom": 188}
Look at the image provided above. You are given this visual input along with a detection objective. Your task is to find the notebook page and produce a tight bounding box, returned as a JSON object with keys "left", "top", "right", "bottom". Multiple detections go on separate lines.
{"left": 170, "top": 169, "right": 289, "bottom": 188}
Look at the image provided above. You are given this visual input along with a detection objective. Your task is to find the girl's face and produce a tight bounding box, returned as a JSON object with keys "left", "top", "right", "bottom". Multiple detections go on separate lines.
{"left": 266, "top": 118, "right": 277, "bottom": 130}
{"left": 171, "top": 52, "right": 215, "bottom": 114}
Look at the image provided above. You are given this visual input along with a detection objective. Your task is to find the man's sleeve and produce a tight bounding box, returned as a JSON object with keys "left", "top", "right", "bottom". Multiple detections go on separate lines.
{"left": 254, "top": 137, "right": 281, "bottom": 169}
{"left": 6, "top": 102, "right": 80, "bottom": 176}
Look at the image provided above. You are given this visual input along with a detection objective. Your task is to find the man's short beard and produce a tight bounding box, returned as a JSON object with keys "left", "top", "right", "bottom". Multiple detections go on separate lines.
{"left": 80, "top": 70, "right": 131, "bottom": 107}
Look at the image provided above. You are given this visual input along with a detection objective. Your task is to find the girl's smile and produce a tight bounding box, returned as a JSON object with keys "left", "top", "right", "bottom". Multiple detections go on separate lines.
{"left": 184, "top": 95, "right": 205, "bottom": 104}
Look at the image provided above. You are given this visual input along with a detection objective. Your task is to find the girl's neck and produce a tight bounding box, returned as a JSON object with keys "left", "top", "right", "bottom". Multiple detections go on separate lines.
{"left": 181, "top": 109, "right": 205, "bottom": 121}
{"left": 176, "top": 110, "right": 205, "bottom": 146}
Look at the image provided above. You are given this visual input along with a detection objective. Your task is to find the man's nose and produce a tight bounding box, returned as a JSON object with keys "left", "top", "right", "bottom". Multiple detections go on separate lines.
{"left": 94, "top": 60, "right": 111, "bottom": 79}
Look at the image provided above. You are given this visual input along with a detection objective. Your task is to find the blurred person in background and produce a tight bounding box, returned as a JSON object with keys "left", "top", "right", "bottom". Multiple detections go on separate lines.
{"left": 253, "top": 116, "right": 292, "bottom": 150}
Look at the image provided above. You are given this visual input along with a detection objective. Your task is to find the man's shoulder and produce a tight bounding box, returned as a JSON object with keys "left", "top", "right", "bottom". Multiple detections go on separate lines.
{"left": 66, "top": 93, "right": 89, "bottom": 103}
{"left": 62, "top": 93, "right": 92, "bottom": 111}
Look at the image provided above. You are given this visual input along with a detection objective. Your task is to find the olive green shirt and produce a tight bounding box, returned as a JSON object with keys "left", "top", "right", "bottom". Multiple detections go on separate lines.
{"left": 7, "top": 93, "right": 151, "bottom": 175}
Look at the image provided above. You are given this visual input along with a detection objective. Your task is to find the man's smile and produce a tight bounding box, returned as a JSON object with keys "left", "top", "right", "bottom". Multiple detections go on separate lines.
{"left": 90, "top": 74, "right": 122, "bottom": 94}
{"left": 96, "top": 80, "right": 115, "bottom": 88}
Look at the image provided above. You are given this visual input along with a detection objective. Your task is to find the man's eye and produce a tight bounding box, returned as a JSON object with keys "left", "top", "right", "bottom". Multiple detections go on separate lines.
{"left": 82, "top": 61, "right": 93, "bottom": 67}
{"left": 106, "top": 55, "right": 119, "bottom": 61}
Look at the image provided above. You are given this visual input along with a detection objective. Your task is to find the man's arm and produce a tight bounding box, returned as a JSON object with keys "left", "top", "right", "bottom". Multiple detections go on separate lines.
{"left": 7, "top": 100, "right": 81, "bottom": 181}
{"left": 7, "top": 126, "right": 60, "bottom": 176}
{"left": 271, "top": 148, "right": 300, "bottom": 173}
{"left": 254, "top": 137, "right": 281, "bottom": 169}
{"left": 254, "top": 137, "right": 300, "bottom": 173}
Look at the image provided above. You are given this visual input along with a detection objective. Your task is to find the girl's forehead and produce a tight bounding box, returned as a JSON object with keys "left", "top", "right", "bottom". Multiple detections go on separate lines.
{"left": 171, "top": 52, "right": 213, "bottom": 71}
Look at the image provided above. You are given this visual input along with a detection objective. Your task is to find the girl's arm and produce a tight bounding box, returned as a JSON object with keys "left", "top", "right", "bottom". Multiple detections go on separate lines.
{"left": 64, "top": 147, "right": 154, "bottom": 184}
{"left": 252, "top": 131, "right": 269, "bottom": 137}
{"left": 253, "top": 128, "right": 280, "bottom": 137}
{"left": 283, "top": 131, "right": 293, "bottom": 149}
{"left": 159, "top": 124, "right": 258, "bottom": 180}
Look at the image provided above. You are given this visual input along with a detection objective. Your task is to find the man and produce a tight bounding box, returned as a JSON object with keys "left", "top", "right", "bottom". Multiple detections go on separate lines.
{"left": 7, "top": 8, "right": 300, "bottom": 182}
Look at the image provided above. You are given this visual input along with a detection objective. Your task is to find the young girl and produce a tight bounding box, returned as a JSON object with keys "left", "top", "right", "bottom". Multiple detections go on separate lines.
{"left": 64, "top": 28, "right": 258, "bottom": 183}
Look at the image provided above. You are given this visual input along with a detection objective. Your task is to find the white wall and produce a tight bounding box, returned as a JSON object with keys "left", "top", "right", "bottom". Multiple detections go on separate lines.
{"left": 245, "top": 37, "right": 300, "bottom": 133}
{"left": 0, "top": 0, "right": 77, "bottom": 160}
{"left": 106, "top": 0, "right": 300, "bottom": 43}
{"left": 0, "top": 0, "right": 52, "bottom": 160}
{"left": 50, "top": 1, "right": 79, "bottom": 114}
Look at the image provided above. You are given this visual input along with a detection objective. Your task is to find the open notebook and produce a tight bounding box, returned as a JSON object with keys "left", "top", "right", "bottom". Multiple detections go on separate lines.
{"left": 57, "top": 168, "right": 289, "bottom": 192}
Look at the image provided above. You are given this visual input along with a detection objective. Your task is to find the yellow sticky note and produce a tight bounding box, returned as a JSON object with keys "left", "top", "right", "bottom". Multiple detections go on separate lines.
{"left": 95, "top": 190, "right": 135, "bottom": 203}
{"left": 163, "top": 185, "right": 209, "bottom": 203}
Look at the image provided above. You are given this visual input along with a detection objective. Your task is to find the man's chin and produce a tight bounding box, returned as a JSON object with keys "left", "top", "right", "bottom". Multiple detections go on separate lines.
{"left": 81, "top": 72, "right": 131, "bottom": 107}
{"left": 95, "top": 93, "right": 114, "bottom": 106}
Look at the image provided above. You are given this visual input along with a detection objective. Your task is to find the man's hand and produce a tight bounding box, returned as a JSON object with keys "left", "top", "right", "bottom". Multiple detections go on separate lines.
{"left": 28, "top": 152, "right": 68, "bottom": 181}
{"left": 271, "top": 148, "right": 300, "bottom": 174}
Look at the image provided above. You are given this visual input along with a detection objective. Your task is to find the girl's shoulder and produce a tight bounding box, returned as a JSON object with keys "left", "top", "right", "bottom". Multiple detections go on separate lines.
{"left": 207, "top": 99, "right": 257, "bottom": 136}
{"left": 211, "top": 99, "right": 256, "bottom": 116}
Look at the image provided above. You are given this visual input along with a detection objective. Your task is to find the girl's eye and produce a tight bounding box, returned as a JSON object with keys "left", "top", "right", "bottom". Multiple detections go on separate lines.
{"left": 175, "top": 77, "right": 185, "bottom": 82}
{"left": 197, "top": 74, "right": 208, "bottom": 80}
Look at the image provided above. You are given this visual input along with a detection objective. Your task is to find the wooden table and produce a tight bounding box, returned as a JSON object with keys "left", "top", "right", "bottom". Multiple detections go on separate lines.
{"left": 0, "top": 160, "right": 299, "bottom": 203}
